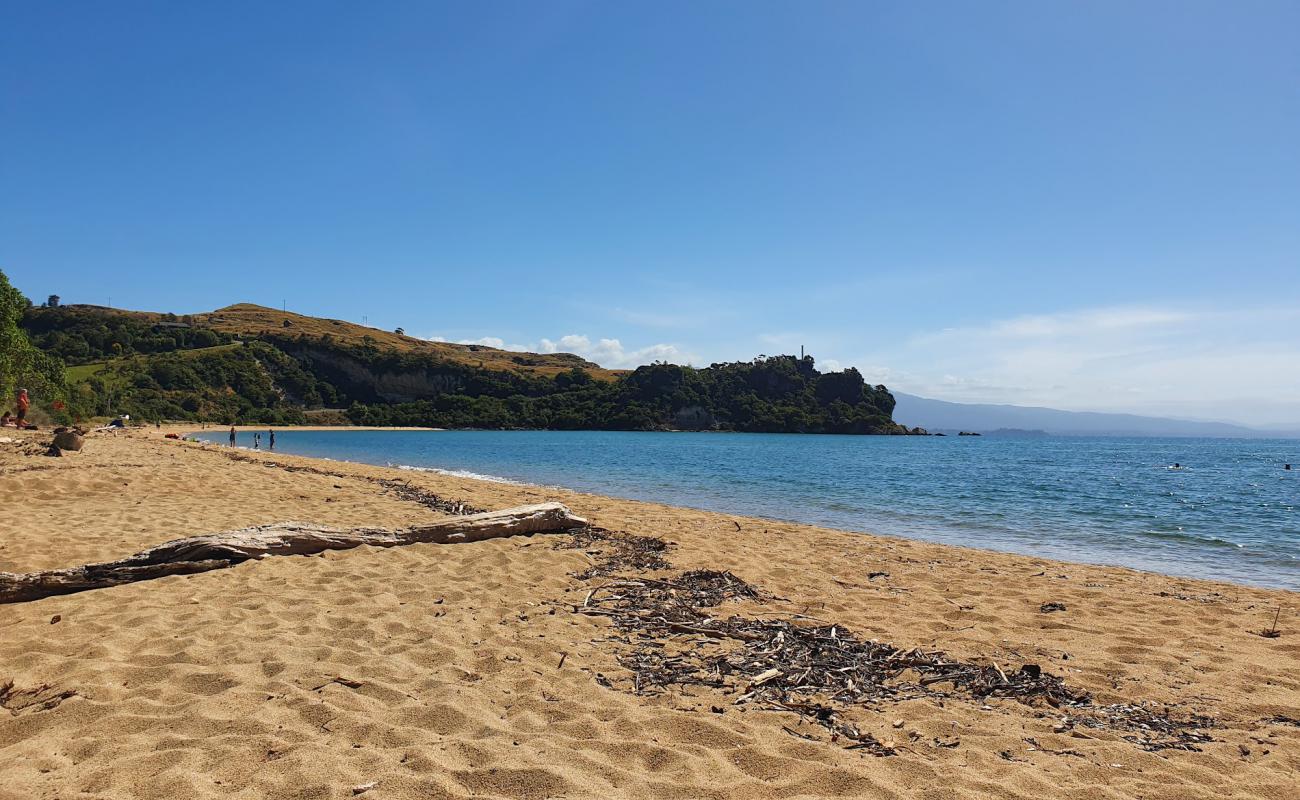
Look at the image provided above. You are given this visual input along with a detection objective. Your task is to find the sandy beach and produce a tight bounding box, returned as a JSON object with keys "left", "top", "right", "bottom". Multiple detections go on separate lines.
{"left": 1, "top": 427, "right": 1296, "bottom": 799}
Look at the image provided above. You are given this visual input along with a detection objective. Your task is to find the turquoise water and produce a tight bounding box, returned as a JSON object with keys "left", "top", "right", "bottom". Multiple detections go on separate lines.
{"left": 200, "top": 430, "right": 1300, "bottom": 590}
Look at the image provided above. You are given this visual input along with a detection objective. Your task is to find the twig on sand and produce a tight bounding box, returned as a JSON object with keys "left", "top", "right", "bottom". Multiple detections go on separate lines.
{"left": 1255, "top": 606, "right": 1284, "bottom": 638}
{"left": 782, "top": 725, "right": 818, "bottom": 741}
{"left": 313, "top": 676, "right": 364, "bottom": 691}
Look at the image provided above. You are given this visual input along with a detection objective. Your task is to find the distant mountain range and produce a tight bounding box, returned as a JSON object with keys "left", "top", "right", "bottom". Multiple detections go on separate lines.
{"left": 893, "top": 393, "right": 1299, "bottom": 438}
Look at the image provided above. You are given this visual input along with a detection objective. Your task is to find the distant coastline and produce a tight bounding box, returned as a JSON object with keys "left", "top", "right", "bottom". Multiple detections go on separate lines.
{"left": 894, "top": 392, "right": 1299, "bottom": 439}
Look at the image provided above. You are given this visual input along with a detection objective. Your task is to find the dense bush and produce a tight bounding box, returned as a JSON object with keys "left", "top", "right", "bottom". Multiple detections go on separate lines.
{"left": 70, "top": 344, "right": 310, "bottom": 424}
{"left": 340, "top": 352, "right": 911, "bottom": 434}
{"left": 21, "top": 305, "right": 233, "bottom": 364}
{"left": 1, "top": 270, "right": 67, "bottom": 419}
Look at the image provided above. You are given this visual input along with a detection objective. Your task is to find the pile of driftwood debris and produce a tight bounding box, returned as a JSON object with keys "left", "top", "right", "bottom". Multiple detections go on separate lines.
{"left": 555, "top": 525, "right": 672, "bottom": 579}
{"left": 217, "top": 449, "right": 489, "bottom": 517}
{"left": 375, "top": 479, "right": 486, "bottom": 516}
{"left": 558, "top": 526, "right": 1216, "bottom": 755}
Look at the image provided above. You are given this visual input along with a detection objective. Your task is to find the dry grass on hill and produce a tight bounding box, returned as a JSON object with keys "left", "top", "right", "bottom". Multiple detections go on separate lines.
{"left": 200, "top": 304, "right": 622, "bottom": 379}
{"left": 71, "top": 302, "right": 624, "bottom": 380}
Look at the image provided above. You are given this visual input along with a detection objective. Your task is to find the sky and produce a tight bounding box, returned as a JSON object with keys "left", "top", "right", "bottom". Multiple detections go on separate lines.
{"left": 3, "top": 1, "right": 1298, "bottom": 426}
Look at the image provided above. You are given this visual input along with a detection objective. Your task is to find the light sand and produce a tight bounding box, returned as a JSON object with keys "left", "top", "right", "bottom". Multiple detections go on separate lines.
{"left": 1, "top": 428, "right": 1296, "bottom": 799}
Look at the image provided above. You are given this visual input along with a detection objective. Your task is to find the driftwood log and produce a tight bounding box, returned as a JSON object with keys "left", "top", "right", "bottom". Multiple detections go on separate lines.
{"left": 0, "top": 502, "right": 586, "bottom": 604}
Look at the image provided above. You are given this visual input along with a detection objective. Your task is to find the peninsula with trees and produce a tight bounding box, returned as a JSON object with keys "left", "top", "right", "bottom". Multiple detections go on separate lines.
{"left": 5, "top": 274, "right": 921, "bottom": 435}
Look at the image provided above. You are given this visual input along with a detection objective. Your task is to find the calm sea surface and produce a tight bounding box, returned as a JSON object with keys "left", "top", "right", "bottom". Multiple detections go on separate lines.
{"left": 197, "top": 430, "right": 1300, "bottom": 590}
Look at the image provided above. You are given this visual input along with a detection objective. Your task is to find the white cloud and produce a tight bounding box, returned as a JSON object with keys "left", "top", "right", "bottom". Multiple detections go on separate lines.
{"left": 538, "top": 334, "right": 693, "bottom": 368}
{"left": 427, "top": 332, "right": 696, "bottom": 369}
{"left": 426, "top": 335, "right": 530, "bottom": 351}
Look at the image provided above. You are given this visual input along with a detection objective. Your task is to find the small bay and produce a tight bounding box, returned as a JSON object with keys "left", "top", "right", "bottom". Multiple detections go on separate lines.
{"left": 197, "top": 429, "right": 1300, "bottom": 590}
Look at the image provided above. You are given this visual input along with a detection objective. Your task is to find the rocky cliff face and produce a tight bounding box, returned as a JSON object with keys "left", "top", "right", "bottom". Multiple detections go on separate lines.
{"left": 286, "top": 345, "right": 466, "bottom": 403}
{"left": 672, "top": 405, "right": 717, "bottom": 430}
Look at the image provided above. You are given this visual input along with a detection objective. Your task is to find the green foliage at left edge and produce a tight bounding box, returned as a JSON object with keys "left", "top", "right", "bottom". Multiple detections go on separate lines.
{"left": 0, "top": 268, "right": 68, "bottom": 417}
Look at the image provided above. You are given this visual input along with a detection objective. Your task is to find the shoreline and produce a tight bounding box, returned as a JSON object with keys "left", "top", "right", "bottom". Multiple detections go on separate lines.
{"left": 174, "top": 424, "right": 444, "bottom": 432}
{"left": 2, "top": 427, "right": 1297, "bottom": 798}
{"left": 178, "top": 424, "right": 1300, "bottom": 594}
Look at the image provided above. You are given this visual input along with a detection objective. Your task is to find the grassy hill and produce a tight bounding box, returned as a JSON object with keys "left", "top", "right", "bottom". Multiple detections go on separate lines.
{"left": 196, "top": 304, "right": 619, "bottom": 380}
{"left": 20, "top": 301, "right": 917, "bottom": 434}
{"left": 29, "top": 302, "right": 614, "bottom": 380}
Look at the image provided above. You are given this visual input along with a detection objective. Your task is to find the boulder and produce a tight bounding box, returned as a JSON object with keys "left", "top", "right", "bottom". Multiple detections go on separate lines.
{"left": 51, "top": 430, "right": 85, "bottom": 452}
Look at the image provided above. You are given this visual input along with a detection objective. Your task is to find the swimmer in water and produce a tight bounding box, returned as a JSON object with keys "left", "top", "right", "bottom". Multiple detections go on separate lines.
{"left": 1171, "top": 463, "right": 1182, "bottom": 469}
{"left": 1287, "top": 464, "right": 1293, "bottom": 471}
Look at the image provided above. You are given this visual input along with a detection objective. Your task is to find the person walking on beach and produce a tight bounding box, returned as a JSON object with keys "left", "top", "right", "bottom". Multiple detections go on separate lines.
{"left": 268, "top": 429, "right": 276, "bottom": 450}
{"left": 228, "top": 426, "right": 237, "bottom": 447}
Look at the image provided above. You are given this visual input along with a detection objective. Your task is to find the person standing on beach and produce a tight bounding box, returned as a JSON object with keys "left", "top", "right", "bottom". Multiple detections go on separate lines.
{"left": 228, "top": 426, "right": 236, "bottom": 447}
{"left": 268, "top": 429, "right": 276, "bottom": 450}
{"left": 253, "top": 432, "right": 261, "bottom": 450}
{"left": 15, "top": 388, "right": 30, "bottom": 428}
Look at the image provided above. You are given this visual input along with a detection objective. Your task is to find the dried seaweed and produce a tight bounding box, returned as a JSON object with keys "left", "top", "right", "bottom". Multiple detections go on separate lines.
{"left": 554, "top": 526, "right": 671, "bottom": 579}
{"left": 374, "top": 479, "right": 486, "bottom": 516}
{"left": 561, "top": 527, "right": 1217, "bottom": 755}
{"left": 214, "top": 448, "right": 487, "bottom": 516}
{"left": 1077, "top": 705, "right": 1216, "bottom": 752}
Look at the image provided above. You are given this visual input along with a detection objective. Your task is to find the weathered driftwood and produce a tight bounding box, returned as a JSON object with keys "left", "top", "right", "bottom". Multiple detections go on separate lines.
{"left": 0, "top": 502, "right": 586, "bottom": 604}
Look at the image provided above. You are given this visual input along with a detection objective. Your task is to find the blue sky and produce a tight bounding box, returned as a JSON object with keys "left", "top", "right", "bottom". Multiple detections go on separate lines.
{"left": 3, "top": 2, "right": 1298, "bottom": 425}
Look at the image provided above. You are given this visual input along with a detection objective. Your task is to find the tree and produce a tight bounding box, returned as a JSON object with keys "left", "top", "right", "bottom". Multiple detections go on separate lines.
{"left": 394, "top": 327, "right": 405, "bottom": 336}
{"left": 46, "top": 294, "right": 60, "bottom": 308}
{"left": 1, "top": 269, "right": 67, "bottom": 411}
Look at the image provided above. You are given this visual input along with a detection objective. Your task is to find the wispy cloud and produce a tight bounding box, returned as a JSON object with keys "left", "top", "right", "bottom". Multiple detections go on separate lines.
{"left": 604, "top": 297, "right": 743, "bottom": 330}
{"left": 607, "top": 308, "right": 698, "bottom": 328}
{"left": 843, "top": 304, "right": 1300, "bottom": 425}
{"left": 431, "top": 304, "right": 1300, "bottom": 424}
{"left": 914, "top": 307, "right": 1201, "bottom": 345}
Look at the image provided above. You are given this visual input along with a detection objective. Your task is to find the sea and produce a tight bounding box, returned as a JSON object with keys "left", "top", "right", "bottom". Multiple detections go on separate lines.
{"left": 195, "top": 429, "right": 1300, "bottom": 591}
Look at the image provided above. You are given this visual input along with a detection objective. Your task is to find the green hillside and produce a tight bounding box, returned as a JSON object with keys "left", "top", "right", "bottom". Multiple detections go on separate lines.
{"left": 13, "top": 288, "right": 921, "bottom": 434}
